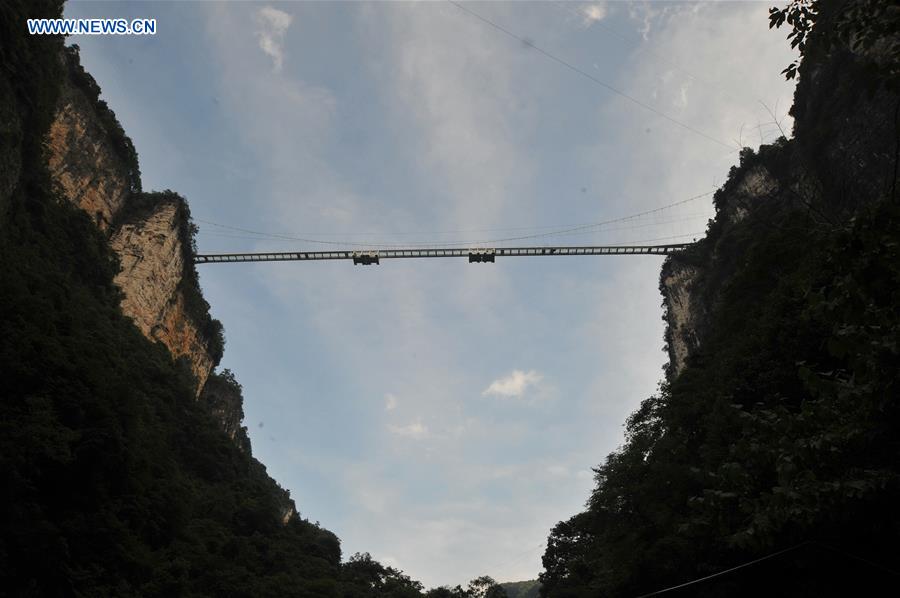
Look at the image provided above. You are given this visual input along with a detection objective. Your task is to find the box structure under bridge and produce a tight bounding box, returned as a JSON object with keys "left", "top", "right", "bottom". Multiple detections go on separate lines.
{"left": 468, "top": 249, "right": 495, "bottom": 263}
{"left": 352, "top": 251, "right": 380, "bottom": 265}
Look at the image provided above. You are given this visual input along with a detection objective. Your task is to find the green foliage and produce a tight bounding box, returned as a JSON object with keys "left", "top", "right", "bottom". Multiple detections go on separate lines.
{"left": 115, "top": 189, "right": 226, "bottom": 367}
{"left": 770, "top": 0, "right": 900, "bottom": 89}
{"left": 0, "top": 0, "right": 64, "bottom": 197}
{"left": 1, "top": 5, "right": 339, "bottom": 594}
{"left": 0, "top": 175, "right": 347, "bottom": 596}
{"left": 338, "top": 552, "right": 425, "bottom": 597}
{"left": 768, "top": 0, "right": 818, "bottom": 79}
{"left": 424, "top": 576, "right": 508, "bottom": 598}
{"left": 63, "top": 44, "right": 142, "bottom": 193}
{"left": 200, "top": 369, "right": 252, "bottom": 455}
{"left": 539, "top": 157, "right": 900, "bottom": 597}
{"left": 467, "top": 576, "right": 507, "bottom": 598}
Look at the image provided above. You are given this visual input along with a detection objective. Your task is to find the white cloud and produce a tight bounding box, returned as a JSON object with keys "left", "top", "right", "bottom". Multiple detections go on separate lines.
{"left": 482, "top": 369, "right": 543, "bottom": 399}
{"left": 197, "top": 0, "right": 798, "bottom": 590}
{"left": 581, "top": 3, "right": 608, "bottom": 27}
{"left": 367, "top": 2, "right": 534, "bottom": 232}
{"left": 389, "top": 419, "right": 429, "bottom": 440}
{"left": 255, "top": 6, "right": 292, "bottom": 71}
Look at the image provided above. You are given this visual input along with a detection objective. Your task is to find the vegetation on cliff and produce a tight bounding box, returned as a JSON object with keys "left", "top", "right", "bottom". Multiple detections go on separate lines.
{"left": 5, "top": 0, "right": 896, "bottom": 595}
{"left": 115, "top": 188, "right": 226, "bottom": 368}
{"left": 2, "top": 3, "right": 345, "bottom": 595}
{"left": 0, "top": 2, "right": 513, "bottom": 595}
{"left": 63, "top": 44, "right": 141, "bottom": 195}
{"left": 539, "top": 2, "right": 900, "bottom": 596}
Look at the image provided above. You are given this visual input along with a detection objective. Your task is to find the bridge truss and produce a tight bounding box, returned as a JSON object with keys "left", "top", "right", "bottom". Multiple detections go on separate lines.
{"left": 194, "top": 244, "right": 690, "bottom": 265}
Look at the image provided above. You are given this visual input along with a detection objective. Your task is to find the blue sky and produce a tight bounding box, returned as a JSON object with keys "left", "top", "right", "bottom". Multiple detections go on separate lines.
{"left": 65, "top": 0, "right": 796, "bottom": 587}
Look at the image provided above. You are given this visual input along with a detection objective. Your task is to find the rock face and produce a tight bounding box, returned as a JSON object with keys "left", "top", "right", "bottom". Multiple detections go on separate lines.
{"left": 46, "top": 55, "right": 215, "bottom": 394}
{"left": 111, "top": 201, "right": 214, "bottom": 391}
{"left": 36, "top": 48, "right": 297, "bottom": 530}
{"left": 46, "top": 75, "right": 130, "bottom": 231}
{"left": 661, "top": 162, "right": 781, "bottom": 376}
{"left": 659, "top": 11, "right": 898, "bottom": 379}
{"left": 660, "top": 262, "right": 702, "bottom": 376}
{"left": 198, "top": 370, "right": 252, "bottom": 455}
{"left": 199, "top": 371, "right": 298, "bottom": 523}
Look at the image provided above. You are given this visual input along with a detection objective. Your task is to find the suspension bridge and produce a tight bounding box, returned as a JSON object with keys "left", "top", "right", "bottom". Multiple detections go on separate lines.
{"left": 193, "top": 189, "right": 712, "bottom": 266}
{"left": 193, "top": 243, "right": 691, "bottom": 265}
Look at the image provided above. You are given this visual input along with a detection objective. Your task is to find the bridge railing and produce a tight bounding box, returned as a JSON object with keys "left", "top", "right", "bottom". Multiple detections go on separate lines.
{"left": 193, "top": 244, "right": 691, "bottom": 265}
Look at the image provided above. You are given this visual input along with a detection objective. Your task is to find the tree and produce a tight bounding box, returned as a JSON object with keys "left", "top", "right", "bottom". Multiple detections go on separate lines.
{"left": 467, "top": 576, "right": 508, "bottom": 598}
{"left": 770, "top": 0, "right": 900, "bottom": 88}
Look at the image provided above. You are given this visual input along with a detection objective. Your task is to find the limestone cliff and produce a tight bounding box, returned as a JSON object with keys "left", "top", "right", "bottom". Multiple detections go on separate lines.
{"left": 110, "top": 198, "right": 217, "bottom": 390}
{"left": 659, "top": 3, "right": 899, "bottom": 378}
{"left": 198, "top": 369, "right": 252, "bottom": 455}
{"left": 46, "top": 72, "right": 131, "bottom": 231}
{"left": 199, "top": 370, "right": 298, "bottom": 525}
{"left": 660, "top": 163, "right": 782, "bottom": 376}
{"left": 46, "top": 48, "right": 218, "bottom": 393}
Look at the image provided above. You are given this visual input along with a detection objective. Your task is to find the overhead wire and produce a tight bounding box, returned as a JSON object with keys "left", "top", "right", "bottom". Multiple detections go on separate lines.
{"left": 195, "top": 189, "right": 714, "bottom": 249}
{"left": 198, "top": 212, "right": 710, "bottom": 240}
{"left": 445, "top": 0, "right": 737, "bottom": 151}
{"left": 540, "top": 1, "right": 793, "bottom": 164}
{"left": 635, "top": 541, "right": 900, "bottom": 598}
{"left": 549, "top": 0, "right": 768, "bottom": 112}
{"left": 200, "top": 214, "right": 707, "bottom": 249}
{"left": 634, "top": 542, "right": 812, "bottom": 598}
{"left": 197, "top": 213, "right": 710, "bottom": 245}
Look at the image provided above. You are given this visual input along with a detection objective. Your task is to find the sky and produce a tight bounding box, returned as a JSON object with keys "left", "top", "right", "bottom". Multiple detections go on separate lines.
{"left": 65, "top": 0, "right": 797, "bottom": 588}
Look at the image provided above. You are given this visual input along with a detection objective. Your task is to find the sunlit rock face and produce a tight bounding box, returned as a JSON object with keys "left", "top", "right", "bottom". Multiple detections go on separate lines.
{"left": 111, "top": 201, "right": 214, "bottom": 392}
{"left": 660, "top": 261, "right": 703, "bottom": 377}
{"left": 46, "top": 68, "right": 214, "bottom": 394}
{"left": 659, "top": 51, "right": 894, "bottom": 381}
{"left": 46, "top": 76, "right": 130, "bottom": 231}
{"left": 660, "top": 162, "right": 779, "bottom": 377}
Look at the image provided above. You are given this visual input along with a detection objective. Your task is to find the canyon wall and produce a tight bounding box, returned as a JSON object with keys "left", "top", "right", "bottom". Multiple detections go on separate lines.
{"left": 110, "top": 200, "right": 215, "bottom": 390}
{"left": 659, "top": 5, "right": 898, "bottom": 378}
{"left": 46, "top": 52, "right": 216, "bottom": 393}
{"left": 46, "top": 73, "right": 130, "bottom": 231}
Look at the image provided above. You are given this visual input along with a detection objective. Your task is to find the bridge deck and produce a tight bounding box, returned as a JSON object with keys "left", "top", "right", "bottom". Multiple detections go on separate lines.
{"left": 194, "top": 244, "right": 690, "bottom": 265}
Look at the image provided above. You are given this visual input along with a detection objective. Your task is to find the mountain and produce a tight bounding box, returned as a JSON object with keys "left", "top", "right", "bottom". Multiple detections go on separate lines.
{"left": 539, "top": 2, "right": 900, "bottom": 596}
{"left": 0, "top": 3, "right": 508, "bottom": 596}
{"left": 4, "top": 1, "right": 897, "bottom": 596}
{"left": 0, "top": 1, "right": 356, "bottom": 594}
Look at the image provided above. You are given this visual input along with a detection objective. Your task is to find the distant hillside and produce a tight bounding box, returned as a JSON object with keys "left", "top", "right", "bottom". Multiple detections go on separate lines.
{"left": 501, "top": 580, "right": 540, "bottom": 598}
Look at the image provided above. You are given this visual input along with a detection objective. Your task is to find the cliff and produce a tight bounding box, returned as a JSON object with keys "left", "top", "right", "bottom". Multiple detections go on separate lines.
{"left": 660, "top": 0, "right": 899, "bottom": 378}
{"left": 2, "top": 3, "right": 348, "bottom": 594}
{"left": 199, "top": 370, "right": 298, "bottom": 525}
{"left": 46, "top": 66, "right": 133, "bottom": 231}
{"left": 110, "top": 196, "right": 217, "bottom": 390}
{"left": 42, "top": 43, "right": 303, "bottom": 523}
{"left": 46, "top": 48, "right": 219, "bottom": 393}
{"left": 542, "top": 2, "right": 900, "bottom": 595}
{"left": 660, "top": 159, "right": 783, "bottom": 376}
